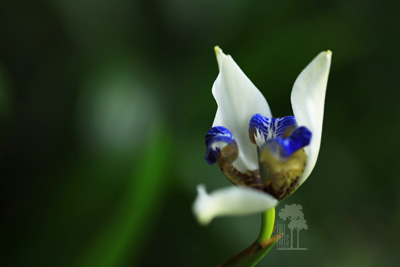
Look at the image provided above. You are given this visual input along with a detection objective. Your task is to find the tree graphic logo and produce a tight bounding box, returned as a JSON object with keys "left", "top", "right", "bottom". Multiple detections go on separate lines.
{"left": 276, "top": 204, "right": 308, "bottom": 250}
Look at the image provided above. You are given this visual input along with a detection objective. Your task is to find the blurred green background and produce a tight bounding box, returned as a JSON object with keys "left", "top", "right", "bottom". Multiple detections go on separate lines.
{"left": 1, "top": 0, "right": 399, "bottom": 266}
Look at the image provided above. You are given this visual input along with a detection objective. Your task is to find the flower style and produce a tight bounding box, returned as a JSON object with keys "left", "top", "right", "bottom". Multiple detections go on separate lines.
{"left": 193, "top": 47, "right": 331, "bottom": 225}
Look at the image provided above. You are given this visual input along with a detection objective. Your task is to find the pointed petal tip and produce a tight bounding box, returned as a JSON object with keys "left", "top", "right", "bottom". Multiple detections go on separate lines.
{"left": 320, "top": 50, "right": 332, "bottom": 62}
{"left": 326, "top": 50, "right": 332, "bottom": 57}
{"left": 196, "top": 184, "right": 207, "bottom": 195}
{"left": 193, "top": 184, "right": 213, "bottom": 226}
{"left": 214, "top": 45, "right": 221, "bottom": 55}
{"left": 214, "top": 46, "right": 225, "bottom": 68}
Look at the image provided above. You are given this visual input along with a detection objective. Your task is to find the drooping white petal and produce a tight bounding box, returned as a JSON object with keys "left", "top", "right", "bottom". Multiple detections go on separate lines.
{"left": 212, "top": 47, "right": 272, "bottom": 172}
{"left": 291, "top": 51, "right": 332, "bottom": 185}
{"left": 192, "top": 184, "right": 278, "bottom": 225}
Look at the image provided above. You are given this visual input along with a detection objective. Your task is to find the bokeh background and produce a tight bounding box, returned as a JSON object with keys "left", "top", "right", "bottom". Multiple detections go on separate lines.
{"left": 1, "top": 0, "right": 399, "bottom": 266}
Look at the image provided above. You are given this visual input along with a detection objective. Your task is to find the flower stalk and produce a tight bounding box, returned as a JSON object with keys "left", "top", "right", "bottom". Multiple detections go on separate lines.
{"left": 218, "top": 208, "right": 279, "bottom": 266}
{"left": 258, "top": 208, "right": 275, "bottom": 244}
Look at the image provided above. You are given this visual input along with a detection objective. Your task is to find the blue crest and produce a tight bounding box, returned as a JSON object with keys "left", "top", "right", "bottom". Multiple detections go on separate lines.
{"left": 265, "top": 126, "right": 312, "bottom": 158}
{"left": 249, "top": 114, "right": 297, "bottom": 144}
{"left": 205, "top": 126, "right": 236, "bottom": 164}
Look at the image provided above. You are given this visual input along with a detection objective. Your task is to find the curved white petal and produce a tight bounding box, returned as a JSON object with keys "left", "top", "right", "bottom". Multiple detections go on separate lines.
{"left": 193, "top": 184, "right": 278, "bottom": 225}
{"left": 291, "top": 51, "right": 332, "bottom": 185}
{"left": 212, "top": 47, "right": 272, "bottom": 172}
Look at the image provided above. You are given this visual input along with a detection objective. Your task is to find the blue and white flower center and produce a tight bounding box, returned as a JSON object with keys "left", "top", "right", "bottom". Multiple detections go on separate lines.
{"left": 204, "top": 113, "right": 312, "bottom": 199}
{"left": 205, "top": 114, "right": 312, "bottom": 166}
{"left": 249, "top": 114, "right": 312, "bottom": 159}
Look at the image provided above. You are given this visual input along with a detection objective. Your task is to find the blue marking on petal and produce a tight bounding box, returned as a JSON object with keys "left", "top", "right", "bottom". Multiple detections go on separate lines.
{"left": 249, "top": 114, "right": 297, "bottom": 145}
{"left": 266, "top": 126, "right": 312, "bottom": 158}
{"left": 274, "top": 116, "right": 297, "bottom": 138}
{"left": 205, "top": 126, "right": 236, "bottom": 164}
{"left": 249, "top": 114, "right": 271, "bottom": 140}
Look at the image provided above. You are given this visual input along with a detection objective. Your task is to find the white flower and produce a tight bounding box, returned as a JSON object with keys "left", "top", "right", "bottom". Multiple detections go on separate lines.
{"left": 193, "top": 47, "right": 331, "bottom": 225}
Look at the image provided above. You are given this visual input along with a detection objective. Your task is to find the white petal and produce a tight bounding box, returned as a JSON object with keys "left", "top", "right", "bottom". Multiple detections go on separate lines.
{"left": 291, "top": 51, "right": 332, "bottom": 185}
{"left": 192, "top": 184, "right": 278, "bottom": 225}
{"left": 212, "top": 47, "right": 272, "bottom": 172}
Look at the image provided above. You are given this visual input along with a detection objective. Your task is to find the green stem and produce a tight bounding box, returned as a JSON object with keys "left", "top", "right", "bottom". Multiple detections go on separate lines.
{"left": 258, "top": 208, "right": 275, "bottom": 243}
{"left": 218, "top": 208, "right": 276, "bottom": 266}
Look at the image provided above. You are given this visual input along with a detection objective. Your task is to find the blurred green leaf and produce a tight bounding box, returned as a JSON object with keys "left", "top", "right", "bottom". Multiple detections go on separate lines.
{"left": 79, "top": 124, "right": 172, "bottom": 267}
